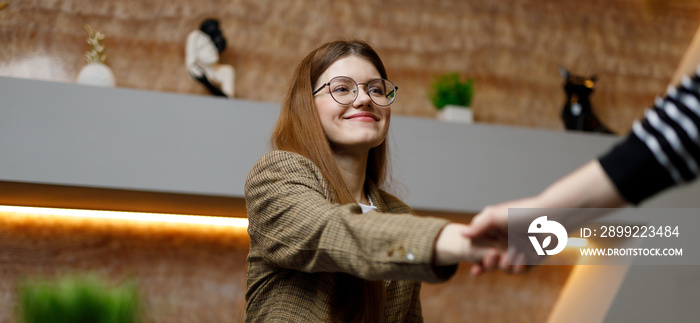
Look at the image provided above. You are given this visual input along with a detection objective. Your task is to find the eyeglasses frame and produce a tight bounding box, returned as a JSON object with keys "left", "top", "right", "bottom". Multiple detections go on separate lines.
{"left": 312, "top": 76, "right": 398, "bottom": 107}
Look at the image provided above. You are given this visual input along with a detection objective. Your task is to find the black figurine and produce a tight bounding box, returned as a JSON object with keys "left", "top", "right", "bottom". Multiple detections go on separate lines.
{"left": 560, "top": 67, "right": 612, "bottom": 133}
{"left": 186, "top": 18, "right": 235, "bottom": 98}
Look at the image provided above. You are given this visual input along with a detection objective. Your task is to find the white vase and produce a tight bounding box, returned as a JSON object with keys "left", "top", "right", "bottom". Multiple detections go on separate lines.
{"left": 436, "top": 105, "right": 473, "bottom": 123}
{"left": 76, "top": 62, "right": 116, "bottom": 87}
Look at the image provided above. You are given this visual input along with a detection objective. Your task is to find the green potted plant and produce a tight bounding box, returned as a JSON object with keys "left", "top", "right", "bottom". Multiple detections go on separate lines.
{"left": 16, "top": 274, "right": 141, "bottom": 323}
{"left": 429, "top": 72, "right": 475, "bottom": 123}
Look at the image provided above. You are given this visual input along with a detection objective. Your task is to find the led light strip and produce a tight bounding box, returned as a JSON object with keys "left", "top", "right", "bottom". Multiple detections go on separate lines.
{"left": 0, "top": 205, "right": 248, "bottom": 228}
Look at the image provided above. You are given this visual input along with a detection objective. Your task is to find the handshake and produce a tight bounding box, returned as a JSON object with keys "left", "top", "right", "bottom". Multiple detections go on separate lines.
{"left": 433, "top": 160, "right": 626, "bottom": 276}
{"left": 433, "top": 198, "right": 537, "bottom": 277}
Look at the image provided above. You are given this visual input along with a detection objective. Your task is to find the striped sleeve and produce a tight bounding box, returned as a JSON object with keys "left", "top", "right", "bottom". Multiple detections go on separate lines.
{"left": 599, "top": 67, "right": 700, "bottom": 204}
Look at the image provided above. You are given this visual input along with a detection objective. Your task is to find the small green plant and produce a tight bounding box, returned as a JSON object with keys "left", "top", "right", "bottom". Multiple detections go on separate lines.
{"left": 429, "top": 72, "right": 475, "bottom": 110}
{"left": 17, "top": 274, "right": 140, "bottom": 323}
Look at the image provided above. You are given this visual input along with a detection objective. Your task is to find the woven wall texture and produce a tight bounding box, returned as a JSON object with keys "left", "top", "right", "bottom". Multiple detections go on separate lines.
{"left": 2, "top": 0, "right": 699, "bottom": 133}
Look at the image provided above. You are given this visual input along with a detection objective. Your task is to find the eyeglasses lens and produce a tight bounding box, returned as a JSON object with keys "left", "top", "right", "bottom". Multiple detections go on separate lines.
{"left": 329, "top": 77, "right": 358, "bottom": 105}
{"left": 367, "top": 79, "right": 396, "bottom": 106}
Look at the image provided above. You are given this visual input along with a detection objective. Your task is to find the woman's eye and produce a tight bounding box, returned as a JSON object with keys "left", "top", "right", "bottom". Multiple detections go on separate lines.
{"left": 332, "top": 86, "right": 350, "bottom": 93}
{"left": 369, "top": 87, "right": 385, "bottom": 95}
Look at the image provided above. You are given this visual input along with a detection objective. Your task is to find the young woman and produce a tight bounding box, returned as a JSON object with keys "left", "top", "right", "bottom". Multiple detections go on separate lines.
{"left": 244, "top": 40, "right": 494, "bottom": 322}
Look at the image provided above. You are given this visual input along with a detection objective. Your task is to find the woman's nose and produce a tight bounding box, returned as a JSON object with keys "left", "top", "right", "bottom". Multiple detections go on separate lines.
{"left": 353, "top": 88, "right": 372, "bottom": 108}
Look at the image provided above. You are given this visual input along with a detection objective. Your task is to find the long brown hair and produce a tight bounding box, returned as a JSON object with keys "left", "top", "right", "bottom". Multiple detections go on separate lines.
{"left": 271, "top": 40, "right": 390, "bottom": 322}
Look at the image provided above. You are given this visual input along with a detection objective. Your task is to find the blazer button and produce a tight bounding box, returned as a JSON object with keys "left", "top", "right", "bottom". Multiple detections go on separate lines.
{"left": 406, "top": 251, "right": 415, "bottom": 261}
{"left": 387, "top": 246, "right": 394, "bottom": 257}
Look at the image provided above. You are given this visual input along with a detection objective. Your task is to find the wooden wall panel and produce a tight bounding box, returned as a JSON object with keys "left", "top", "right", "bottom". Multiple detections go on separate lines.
{"left": 0, "top": 208, "right": 249, "bottom": 323}
{"left": 2, "top": 1, "right": 699, "bottom": 133}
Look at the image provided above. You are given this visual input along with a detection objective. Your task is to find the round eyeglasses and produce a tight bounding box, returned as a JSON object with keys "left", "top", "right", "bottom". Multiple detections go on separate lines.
{"left": 312, "top": 76, "right": 398, "bottom": 107}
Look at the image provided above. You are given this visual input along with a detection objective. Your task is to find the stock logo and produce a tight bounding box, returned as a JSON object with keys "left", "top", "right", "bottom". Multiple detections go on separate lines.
{"left": 528, "top": 216, "right": 568, "bottom": 256}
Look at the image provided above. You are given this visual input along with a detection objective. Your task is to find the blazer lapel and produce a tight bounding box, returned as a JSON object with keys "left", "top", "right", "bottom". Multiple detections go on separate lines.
{"left": 365, "top": 180, "right": 389, "bottom": 213}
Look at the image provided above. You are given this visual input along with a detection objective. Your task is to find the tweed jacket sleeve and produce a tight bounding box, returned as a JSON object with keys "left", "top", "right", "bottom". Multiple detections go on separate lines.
{"left": 244, "top": 150, "right": 454, "bottom": 282}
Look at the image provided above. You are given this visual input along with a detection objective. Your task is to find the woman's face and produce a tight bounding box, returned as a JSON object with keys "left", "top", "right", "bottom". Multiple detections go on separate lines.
{"left": 313, "top": 56, "right": 391, "bottom": 153}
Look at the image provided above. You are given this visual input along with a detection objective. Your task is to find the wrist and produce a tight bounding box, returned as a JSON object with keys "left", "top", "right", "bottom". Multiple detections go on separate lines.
{"left": 434, "top": 223, "right": 471, "bottom": 266}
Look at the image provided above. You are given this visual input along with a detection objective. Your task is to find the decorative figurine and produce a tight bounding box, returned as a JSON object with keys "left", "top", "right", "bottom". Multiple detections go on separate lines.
{"left": 185, "top": 19, "right": 235, "bottom": 98}
{"left": 76, "top": 25, "right": 116, "bottom": 87}
{"left": 560, "top": 67, "right": 612, "bottom": 133}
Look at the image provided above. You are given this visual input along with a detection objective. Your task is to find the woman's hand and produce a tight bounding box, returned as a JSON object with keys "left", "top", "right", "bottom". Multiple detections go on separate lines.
{"left": 433, "top": 223, "right": 503, "bottom": 270}
{"left": 463, "top": 200, "right": 536, "bottom": 276}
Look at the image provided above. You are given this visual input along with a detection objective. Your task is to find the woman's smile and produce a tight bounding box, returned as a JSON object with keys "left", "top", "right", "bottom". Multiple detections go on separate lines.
{"left": 344, "top": 112, "right": 379, "bottom": 122}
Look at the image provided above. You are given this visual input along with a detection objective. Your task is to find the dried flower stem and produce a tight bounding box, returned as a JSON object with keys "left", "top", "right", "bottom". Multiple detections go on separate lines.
{"left": 84, "top": 24, "right": 108, "bottom": 64}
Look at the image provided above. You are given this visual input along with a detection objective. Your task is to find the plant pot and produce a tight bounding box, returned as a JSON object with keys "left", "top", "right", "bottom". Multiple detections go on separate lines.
{"left": 436, "top": 105, "right": 473, "bottom": 123}
{"left": 76, "top": 62, "right": 116, "bottom": 87}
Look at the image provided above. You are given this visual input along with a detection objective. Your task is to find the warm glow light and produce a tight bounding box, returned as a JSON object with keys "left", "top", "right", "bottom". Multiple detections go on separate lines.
{"left": 567, "top": 237, "right": 588, "bottom": 247}
{"left": 0, "top": 205, "right": 248, "bottom": 228}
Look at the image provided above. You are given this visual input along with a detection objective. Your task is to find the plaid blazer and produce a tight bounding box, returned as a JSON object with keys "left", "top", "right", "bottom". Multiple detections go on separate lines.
{"left": 244, "top": 151, "right": 456, "bottom": 322}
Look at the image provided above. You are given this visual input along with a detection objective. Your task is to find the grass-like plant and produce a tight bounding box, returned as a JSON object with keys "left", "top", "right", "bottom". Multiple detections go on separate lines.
{"left": 16, "top": 274, "right": 140, "bottom": 323}
{"left": 430, "top": 72, "right": 475, "bottom": 110}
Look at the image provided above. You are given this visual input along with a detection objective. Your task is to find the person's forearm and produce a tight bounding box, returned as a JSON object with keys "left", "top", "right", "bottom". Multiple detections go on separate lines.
{"left": 535, "top": 160, "right": 627, "bottom": 209}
